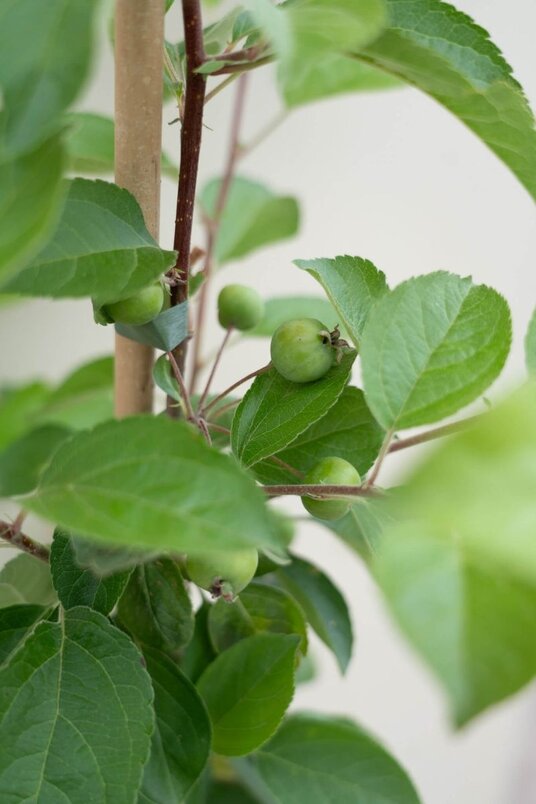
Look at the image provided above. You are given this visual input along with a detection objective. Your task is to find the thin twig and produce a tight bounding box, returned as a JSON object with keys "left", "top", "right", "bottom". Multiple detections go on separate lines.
{"left": 204, "top": 74, "right": 239, "bottom": 104}
{"left": 209, "top": 398, "right": 241, "bottom": 420}
{"left": 189, "top": 74, "right": 249, "bottom": 395}
{"left": 0, "top": 519, "right": 50, "bottom": 563}
{"left": 197, "top": 327, "right": 233, "bottom": 412}
{"left": 201, "top": 363, "right": 271, "bottom": 417}
{"left": 238, "top": 109, "right": 289, "bottom": 158}
{"left": 167, "top": 0, "right": 207, "bottom": 413}
{"left": 364, "top": 428, "right": 394, "bottom": 489}
{"left": 263, "top": 484, "right": 382, "bottom": 499}
{"left": 388, "top": 416, "right": 480, "bottom": 453}
{"left": 167, "top": 351, "right": 198, "bottom": 422}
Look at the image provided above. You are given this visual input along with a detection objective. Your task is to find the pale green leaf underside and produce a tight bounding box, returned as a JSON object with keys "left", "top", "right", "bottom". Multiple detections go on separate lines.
{"left": 355, "top": 0, "right": 536, "bottom": 201}
{"left": 375, "top": 522, "right": 536, "bottom": 726}
{"left": 295, "top": 255, "right": 388, "bottom": 348}
{"left": 37, "top": 356, "right": 114, "bottom": 431}
{"left": 242, "top": 713, "right": 421, "bottom": 803}
{"left": 24, "top": 416, "right": 280, "bottom": 554}
{"left": 64, "top": 112, "right": 177, "bottom": 178}
{"left": 0, "top": 607, "right": 154, "bottom": 803}
{"left": 0, "top": 135, "right": 65, "bottom": 285}
{"left": 199, "top": 176, "right": 299, "bottom": 264}
{"left": 0, "top": 424, "right": 70, "bottom": 498}
{"left": 245, "top": 0, "right": 388, "bottom": 105}
{"left": 0, "top": 554, "right": 56, "bottom": 610}
{"left": 360, "top": 271, "right": 511, "bottom": 430}
{"left": 0, "top": 0, "right": 96, "bottom": 158}
{"left": 197, "top": 633, "right": 299, "bottom": 756}
{"left": 3, "top": 179, "right": 176, "bottom": 303}
{"left": 232, "top": 351, "right": 356, "bottom": 467}
{"left": 374, "top": 384, "right": 536, "bottom": 723}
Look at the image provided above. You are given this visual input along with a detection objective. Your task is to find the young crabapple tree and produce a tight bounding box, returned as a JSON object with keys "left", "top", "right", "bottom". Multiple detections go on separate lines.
{"left": 0, "top": 0, "right": 535, "bottom": 802}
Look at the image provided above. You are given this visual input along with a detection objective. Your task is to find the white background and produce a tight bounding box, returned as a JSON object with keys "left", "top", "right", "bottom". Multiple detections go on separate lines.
{"left": 1, "top": 1, "right": 535, "bottom": 802}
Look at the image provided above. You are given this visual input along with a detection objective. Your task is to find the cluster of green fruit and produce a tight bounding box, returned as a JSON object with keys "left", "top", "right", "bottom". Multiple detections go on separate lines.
{"left": 96, "top": 282, "right": 361, "bottom": 599}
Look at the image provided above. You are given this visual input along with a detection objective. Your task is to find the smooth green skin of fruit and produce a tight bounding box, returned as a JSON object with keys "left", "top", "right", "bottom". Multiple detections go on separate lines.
{"left": 302, "top": 456, "right": 361, "bottom": 521}
{"left": 271, "top": 318, "right": 334, "bottom": 383}
{"left": 218, "top": 284, "right": 264, "bottom": 331}
{"left": 186, "top": 548, "right": 259, "bottom": 600}
{"left": 102, "top": 282, "right": 165, "bottom": 326}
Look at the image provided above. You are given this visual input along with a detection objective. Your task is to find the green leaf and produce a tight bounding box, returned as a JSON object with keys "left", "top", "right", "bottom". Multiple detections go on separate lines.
{"left": 361, "top": 271, "right": 511, "bottom": 430}
{"left": 246, "top": 0, "right": 388, "bottom": 105}
{"left": 50, "top": 530, "right": 130, "bottom": 615}
{"left": 0, "top": 381, "right": 51, "bottom": 451}
{"left": 72, "top": 537, "right": 159, "bottom": 578}
{"left": 3, "top": 179, "right": 176, "bottom": 302}
{"left": 0, "top": 0, "right": 97, "bottom": 157}
{"left": 277, "top": 556, "right": 353, "bottom": 673}
{"left": 328, "top": 496, "right": 394, "bottom": 560}
{"left": 37, "top": 356, "right": 114, "bottom": 430}
{"left": 0, "top": 607, "right": 154, "bottom": 802}
{"left": 199, "top": 176, "right": 299, "bottom": 264}
{"left": 355, "top": 0, "right": 536, "bottom": 201}
{"left": 0, "top": 604, "right": 47, "bottom": 666}
{"left": 284, "top": 52, "right": 400, "bottom": 108}
{"left": 374, "top": 384, "right": 536, "bottom": 723}
{"left": 115, "top": 300, "right": 188, "bottom": 352}
{"left": 239, "top": 713, "right": 421, "bottom": 803}
{"left": 295, "top": 255, "right": 388, "bottom": 347}
{"left": 0, "top": 135, "right": 65, "bottom": 284}
{"left": 248, "top": 295, "right": 341, "bottom": 338}
{"left": 139, "top": 647, "right": 211, "bottom": 804}
{"left": 180, "top": 602, "right": 216, "bottom": 684}
{"left": 0, "top": 424, "right": 70, "bottom": 497}
{"left": 117, "top": 558, "right": 194, "bottom": 654}
{"left": 526, "top": 307, "right": 536, "bottom": 375}
{"left": 24, "top": 416, "right": 280, "bottom": 554}
{"left": 204, "top": 780, "right": 259, "bottom": 804}
{"left": 232, "top": 350, "right": 356, "bottom": 468}
{"left": 253, "top": 386, "right": 383, "bottom": 485}
{"left": 64, "top": 112, "right": 177, "bottom": 177}
{"left": 197, "top": 633, "right": 299, "bottom": 756}
{"left": 0, "top": 554, "right": 56, "bottom": 609}
{"left": 208, "top": 581, "right": 308, "bottom": 654}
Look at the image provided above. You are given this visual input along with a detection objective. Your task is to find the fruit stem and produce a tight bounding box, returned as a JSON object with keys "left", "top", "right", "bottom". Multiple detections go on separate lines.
{"left": 364, "top": 428, "right": 395, "bottom": 489}
{"left": 200, "top": 363, "right": 271, "bottom": 417}
{"left": 189, "top": 74, "right": 249, "bottom": 395}
{"left": 197, "top": 327, "right": 233, "bottom": 412}
{"left": 167, "top": 351, "right": 209, "bottom": 443}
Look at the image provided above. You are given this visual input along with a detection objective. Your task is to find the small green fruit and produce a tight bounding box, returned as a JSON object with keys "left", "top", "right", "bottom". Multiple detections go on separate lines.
{"left": 217, "top": 284, "right": 264, "bottom": 331}
{"left": 271, "top": 318, "right": 334, "bottom": 383}
{"left": 102, "top": 281, "right": 165, "bottom": 326}
{"left": 186, "top": 548, "right": 258, "bottom": 601}
{"left": 302, "top": 456, "right": 361, "bottom": 521}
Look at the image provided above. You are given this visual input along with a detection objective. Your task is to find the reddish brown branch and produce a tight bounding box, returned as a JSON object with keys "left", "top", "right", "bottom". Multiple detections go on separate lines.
{"left": 0, "top": 520, "right": 50, "bottom": 563}
{"left": 263, "top": 484, "right": 382, "bottom": 499}
{"left": 167, "top": 0, "right": 207, "bottom": 412}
